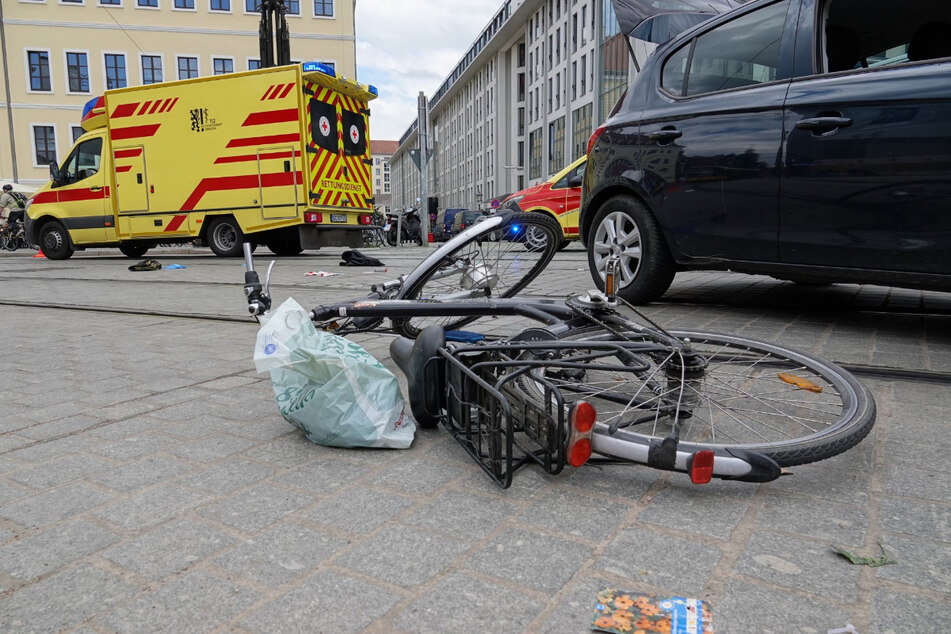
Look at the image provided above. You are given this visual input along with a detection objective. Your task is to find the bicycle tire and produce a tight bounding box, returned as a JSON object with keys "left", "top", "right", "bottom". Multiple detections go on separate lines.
{"left": 394, "top": 211, "right": 561, "bottom": 338}
{"left": 506, "top": 323, "right": 875, "bottom": 468}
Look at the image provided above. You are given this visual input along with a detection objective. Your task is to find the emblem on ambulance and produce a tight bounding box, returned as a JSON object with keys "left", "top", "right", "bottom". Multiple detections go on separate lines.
{"left": 349, "top": 124, "right": 360, "bottom": 144}
{"left": 318, "top": 116, "right": 332, "bottom": 138}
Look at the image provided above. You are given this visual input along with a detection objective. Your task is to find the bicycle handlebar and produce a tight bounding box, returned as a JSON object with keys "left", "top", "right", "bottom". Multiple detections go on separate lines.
{"left": 310, "top": 296, "right": 576, "bottom": 326}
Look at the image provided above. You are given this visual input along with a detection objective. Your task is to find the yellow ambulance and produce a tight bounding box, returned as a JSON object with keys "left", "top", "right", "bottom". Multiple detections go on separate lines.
{"left": 26, "top": 62, "right": 377, "bottom": 259}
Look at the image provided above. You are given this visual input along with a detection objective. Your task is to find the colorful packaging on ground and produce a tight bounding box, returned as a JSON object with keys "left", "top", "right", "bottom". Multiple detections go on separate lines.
{"left": 592, "top": 588, "right": 713, "bottom": 634}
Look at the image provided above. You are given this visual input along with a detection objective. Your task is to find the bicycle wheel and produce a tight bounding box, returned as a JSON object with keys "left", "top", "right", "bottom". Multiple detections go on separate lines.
{"left": 507, "top": 323, "right": 875, "bottom": 467}
{"left": 394, "top": 211, "right": 561, "bottom": 338}
{"left": 0, "top": 231, "right": 14, "bottom": 251}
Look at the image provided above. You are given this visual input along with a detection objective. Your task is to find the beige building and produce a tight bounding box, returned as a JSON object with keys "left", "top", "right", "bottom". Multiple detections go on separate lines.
{"left": 0, "top": 0, "right": 356, "bottom": 187}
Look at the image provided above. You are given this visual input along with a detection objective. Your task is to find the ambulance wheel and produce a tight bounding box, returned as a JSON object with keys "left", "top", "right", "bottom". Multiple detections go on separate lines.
{"left": 267, "top": 240, "right": 303, "bottom": 257}
{"left": 119, "top": 243, "right": 150, "bottom": 258}
{"left": 208, "top": 217, "right": 245, "bottom": 257}
{"left": 38, "top": 221, "right": 74, "bottom": 260}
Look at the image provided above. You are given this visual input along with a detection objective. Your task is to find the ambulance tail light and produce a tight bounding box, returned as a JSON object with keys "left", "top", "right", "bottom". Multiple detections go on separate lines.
{"left": 358, "top": 214, "right": 373, "bottom": 225}
{"left": 304, "top": 212, "right": 322, "bottom": 224}
{"left": 567, "top": 401, "right": 596, "bottom": 467}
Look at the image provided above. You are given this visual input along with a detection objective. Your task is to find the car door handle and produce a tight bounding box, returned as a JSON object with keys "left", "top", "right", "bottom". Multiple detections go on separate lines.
{"left": 89, "top": 186, "right": 102, "bottom": 191}
{"left": 795, "top": 116, "right": 853, "bottom": 131}
{"left": 647, "top": 129, "right": 683, "bottom": 142}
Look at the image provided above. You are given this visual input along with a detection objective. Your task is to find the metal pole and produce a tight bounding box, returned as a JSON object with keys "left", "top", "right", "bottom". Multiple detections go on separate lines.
{"left": 417, "top": 91, "right": 430, "bottom": 245}
{"left": 0, "top": 2, "right": 19, "bottom": 183}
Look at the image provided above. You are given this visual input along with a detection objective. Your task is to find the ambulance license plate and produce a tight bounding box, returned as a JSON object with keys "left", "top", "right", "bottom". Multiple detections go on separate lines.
{"left": 330, "top": 214, "right": 347, "bottom": 223}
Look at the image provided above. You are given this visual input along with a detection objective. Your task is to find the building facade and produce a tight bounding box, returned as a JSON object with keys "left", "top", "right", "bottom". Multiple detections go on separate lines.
{"left": 369, "top": 138, "right": 397, "bottom": 212}
{"left": 389, "top": 0, "right": 629, "bottom": 214}
{"left": 0, "top": 0, "right": 356, "bottom": 187}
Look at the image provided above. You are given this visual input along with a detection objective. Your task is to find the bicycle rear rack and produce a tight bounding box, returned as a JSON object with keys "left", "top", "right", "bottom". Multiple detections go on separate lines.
{"left": 435, "top": 343, "right": 568, "bottom": 488}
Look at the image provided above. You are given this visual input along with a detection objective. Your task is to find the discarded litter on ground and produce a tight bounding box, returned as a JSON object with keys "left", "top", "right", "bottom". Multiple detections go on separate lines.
{"left": 253, "top": 297, "right": 415, "bottom": 449}
{"left": 592, "top": 588, "right": 713, "bottom": 634}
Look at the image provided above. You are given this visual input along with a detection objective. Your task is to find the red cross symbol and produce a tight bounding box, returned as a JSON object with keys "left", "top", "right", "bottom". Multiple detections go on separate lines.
{"left": 319, "top": 116, "right": 330, "bottom": 135}
{"left": 350, "top": 125, "right": 359, "bottom": 143}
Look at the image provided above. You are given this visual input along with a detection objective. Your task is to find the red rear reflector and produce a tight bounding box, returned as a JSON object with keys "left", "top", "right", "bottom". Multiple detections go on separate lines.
{"left": 304, "top": 212, "right": 322, "bottom": 223}
{"left": 358, "top": 214, "right": 373, "bottom": 225}
{"left": 689, "top": 450, "right": 715, "bottom": 484}
{"left": 568, "top": 438, "right": 592, "bottom": 467}
{"left": 567, "top": 401, "right": 597, "bottom": 467}
{"left": 573, "top": 401, "right": 596, "bottom": 433}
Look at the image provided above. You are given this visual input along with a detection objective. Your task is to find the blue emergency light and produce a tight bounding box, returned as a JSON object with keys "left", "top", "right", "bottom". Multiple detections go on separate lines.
{"left": 302, "top": 61, "right": 336, "bottom": 77}
{"left": 82, "top": 96, "right": 102, "bottom": 118}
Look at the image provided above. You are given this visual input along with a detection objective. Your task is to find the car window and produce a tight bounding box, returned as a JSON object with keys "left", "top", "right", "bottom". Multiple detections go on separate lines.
{"left": 662, "top": 0, "right": 789, "bottom": 97}
{"left": 58, "top": 137, "right": 102, "bottom": 186}
{"left": 823, "top": 0, "right": 951, "bottom": 72}
{"left": 553, "top": 162, "right": 584, "bottom": 190}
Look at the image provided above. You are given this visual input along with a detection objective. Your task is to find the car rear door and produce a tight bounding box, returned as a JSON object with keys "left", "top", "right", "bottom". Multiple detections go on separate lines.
{"left": 639, "top": 0, "right": 795, "bottom": 262}
{"left": 781, "top": 64, "right": 951, "bottom": 274}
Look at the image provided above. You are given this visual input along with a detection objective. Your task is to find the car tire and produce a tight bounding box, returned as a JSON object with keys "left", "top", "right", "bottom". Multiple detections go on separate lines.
{"left": 523, "top": 224, "right": 551, "bottom": 252}
{"left": 38, "top": 221, "right": 74, "bottom": 260}
{"left": 207, "top": 216, "right": 245, "bottom": 257}
{"left": 119, "top": 243, "right": 150, "bottom": 258}
{"left": 587, "top": 195, "right": 675, "bottom": 304}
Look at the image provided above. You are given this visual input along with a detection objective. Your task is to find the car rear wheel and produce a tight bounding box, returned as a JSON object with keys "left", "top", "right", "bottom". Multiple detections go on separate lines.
{"left": 119, "top": 243, "right": 150, "bottom": 258}
{"left": 587, "top": 195, "right": 675, "bottom": 304}
{"left": 207, "top": 217, "right": 245, "bottom": 257}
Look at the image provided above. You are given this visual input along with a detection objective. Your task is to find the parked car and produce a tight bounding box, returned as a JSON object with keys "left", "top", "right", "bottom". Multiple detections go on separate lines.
{"left": 450, "top": 210, "right": 488, "bottom": 236}
{"left": 502, "top": 156, "right": 585, "bottom": 250}
{"left": 582, "top": 0, "right": 951, "bottom": 303}
{"left": 432, "top": 208, "right": 465, "bottom": 242}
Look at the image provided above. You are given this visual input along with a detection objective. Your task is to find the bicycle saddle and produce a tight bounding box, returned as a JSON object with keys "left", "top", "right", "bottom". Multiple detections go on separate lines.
{"left": 389, "top": 326, "right": 446, "bottom": 429}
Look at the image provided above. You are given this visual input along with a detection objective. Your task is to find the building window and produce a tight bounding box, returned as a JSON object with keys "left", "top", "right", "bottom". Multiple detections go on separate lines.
{"left": 137, "top": 0, "right": 158, "bottom": 6}
{"left": 71, "top": 126, "right": 85, "bottom": 144}
{"left": 66, "top": 52, "right": 89, "bottom": 93}
{"left": 313, "top": 0, "right": 332, "bottom": 16}
{"left": 178, "top": 56, "right": 198, "bottom": 79}
{"left": 244, "top": 0, "right": 257, "bottom": 10}
{"left": 571, "top": 103, "right": 592, "bottom": 161}
{"left": 284, "top": 0, "right": 299, "bottom": 14}
{"left": 528, "top": 127, "right": 542, "bottom": 180}
{"left": 142, "top": 55, "right": 163, "bottom": 84}
{"left": 174, "top": 0, "right": 194, "bottom": 7}
{"left": 33, "top": 125, "right": 57, "bottom": 166}
{"left": 213, "top": 58, "right": 234, "bottom": 74}
{"left": 248, "top": 59, "right": 262, "bottom": 70}
{"left": 104, "top": 54, "right": 127, "bottom": 89}
{"left": 28, "top": 51, "right": 51, "bottom": 92}
{"left": 99, "top": 0, "right": 121, "bottom": 5}
{"left": 210, "top": 0, "right": 230, "bottom": 10}
{"left": 549, "top": 117, "right": 565, "bottom": 172}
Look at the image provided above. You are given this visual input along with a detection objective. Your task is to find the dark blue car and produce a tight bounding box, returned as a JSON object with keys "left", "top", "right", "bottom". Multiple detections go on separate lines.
{"left": 582, "top": 0, "right": 951, "bottom": 302}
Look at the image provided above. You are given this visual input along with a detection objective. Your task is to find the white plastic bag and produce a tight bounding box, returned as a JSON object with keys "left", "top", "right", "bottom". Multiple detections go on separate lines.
{"left": 254, "top": 297, "right": 415, "bottom": 448}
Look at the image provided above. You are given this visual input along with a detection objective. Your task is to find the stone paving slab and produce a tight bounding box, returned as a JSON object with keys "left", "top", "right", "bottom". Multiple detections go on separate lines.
{"left": 1, "top": 246, "right": 950, "bottom": 632}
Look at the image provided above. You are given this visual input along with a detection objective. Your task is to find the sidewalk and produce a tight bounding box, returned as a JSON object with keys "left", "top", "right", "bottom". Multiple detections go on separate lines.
{"left": 0, "top": 246, "right": 949, "bottom": 632}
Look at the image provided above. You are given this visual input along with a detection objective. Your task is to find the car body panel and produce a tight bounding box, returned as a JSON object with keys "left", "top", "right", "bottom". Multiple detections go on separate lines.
{"left": 503, "top": 155, "right": 586, "bottom": 241}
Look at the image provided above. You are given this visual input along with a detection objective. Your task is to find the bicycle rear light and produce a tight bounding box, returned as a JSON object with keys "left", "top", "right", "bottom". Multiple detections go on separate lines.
{"left": 567, "top": 401, "right": 597, "bottom": 467}
{"left": 688, "top": 450, "right": 715, "bottom": 484}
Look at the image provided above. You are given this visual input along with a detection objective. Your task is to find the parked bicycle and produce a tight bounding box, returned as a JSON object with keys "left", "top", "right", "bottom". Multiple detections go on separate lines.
{"left": 242, "top": 210, "right": 875, "bottom": 488}
{"left": 1, "top": 219, "right": 28, "bottom": 251}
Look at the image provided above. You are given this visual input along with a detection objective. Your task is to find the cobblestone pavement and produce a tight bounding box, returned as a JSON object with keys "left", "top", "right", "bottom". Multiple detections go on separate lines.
{"left": 1, "top": 245, "right": 949, "bottom": 633}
